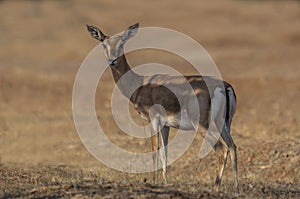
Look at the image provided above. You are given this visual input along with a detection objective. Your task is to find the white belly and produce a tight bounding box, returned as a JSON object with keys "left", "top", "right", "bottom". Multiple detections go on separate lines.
{"left": 165, "top": 110, "right": 196, "bottom": 130}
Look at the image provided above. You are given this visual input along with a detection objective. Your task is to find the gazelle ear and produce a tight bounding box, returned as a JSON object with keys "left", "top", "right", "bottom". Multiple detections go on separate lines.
{"left": 86, "top": 24, "right": 107, "bottom": 42}
{"left": 122, "top": 23, "right": 139, "bottom": 41}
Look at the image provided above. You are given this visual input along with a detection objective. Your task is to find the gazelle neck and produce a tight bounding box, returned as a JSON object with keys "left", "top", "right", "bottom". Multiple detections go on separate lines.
{"left": 110, "top": 54, "right": 143, "bottom": 100}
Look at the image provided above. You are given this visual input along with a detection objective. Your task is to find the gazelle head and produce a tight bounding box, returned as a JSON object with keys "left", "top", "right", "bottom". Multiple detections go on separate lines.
{"left": 86, "top": 23, "right": 139, "bottom": 66}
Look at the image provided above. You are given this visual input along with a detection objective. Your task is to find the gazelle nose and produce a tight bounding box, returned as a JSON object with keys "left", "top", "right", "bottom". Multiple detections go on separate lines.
{"left": 108, "top": 59, "right": 118, "bottom": 66}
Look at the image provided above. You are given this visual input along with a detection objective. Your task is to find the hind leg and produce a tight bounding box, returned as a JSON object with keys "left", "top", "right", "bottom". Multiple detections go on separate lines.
{"left": 213, "top": 141, "right": 229, "bottom": 191}
{"left": 229, "top": 143, "right": 239, "bottom": 193}
{"left": 222, "top": 127, "right": 239, "bottom": 193}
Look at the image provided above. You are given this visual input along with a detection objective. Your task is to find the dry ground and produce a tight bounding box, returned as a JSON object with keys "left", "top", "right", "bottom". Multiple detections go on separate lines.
{"left": 0, "top": 0, "right": 300, "bottom": 198}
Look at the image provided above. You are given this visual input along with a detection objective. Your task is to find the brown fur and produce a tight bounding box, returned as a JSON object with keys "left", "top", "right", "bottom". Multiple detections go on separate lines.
{"left": 87, "top": 23, "right": 238, "bottom": 192}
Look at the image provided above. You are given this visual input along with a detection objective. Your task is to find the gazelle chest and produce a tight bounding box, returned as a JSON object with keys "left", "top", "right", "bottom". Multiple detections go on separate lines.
{"left": 134, "top": 103, "right": 150, "bottom": 121}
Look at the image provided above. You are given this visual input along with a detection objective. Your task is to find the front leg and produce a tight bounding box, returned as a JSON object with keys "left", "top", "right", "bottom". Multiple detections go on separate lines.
{"left": 150, "top": 118, "right": 169, "bottom": 184}
{"left": 150, "top": 132, "right": 158, "bottom": 183}
{"left": 160, "top": 126, "right": 170, "bottom": 184}
{"left": 150, "top": 118, "right": 160, "bottom": 184}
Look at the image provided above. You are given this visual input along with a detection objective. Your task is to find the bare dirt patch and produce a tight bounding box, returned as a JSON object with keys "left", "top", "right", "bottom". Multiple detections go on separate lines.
{"left": 0, "top": 0, "right": 299, "bottom": 198}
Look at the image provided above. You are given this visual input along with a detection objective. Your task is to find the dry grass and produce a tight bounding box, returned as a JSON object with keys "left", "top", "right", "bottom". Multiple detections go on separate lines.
{"left": 0, "top": 0, "right": 300, "bottom": 198}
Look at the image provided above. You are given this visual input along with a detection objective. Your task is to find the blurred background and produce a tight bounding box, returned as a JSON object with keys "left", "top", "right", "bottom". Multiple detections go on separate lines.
{"left": 0, "top": 0, "right": 299, "bottom": 195}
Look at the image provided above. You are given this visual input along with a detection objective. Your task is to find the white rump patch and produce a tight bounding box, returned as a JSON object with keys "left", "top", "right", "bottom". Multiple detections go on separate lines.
{"left": 227, "top": 87, "right": 236, "bottom": 117}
